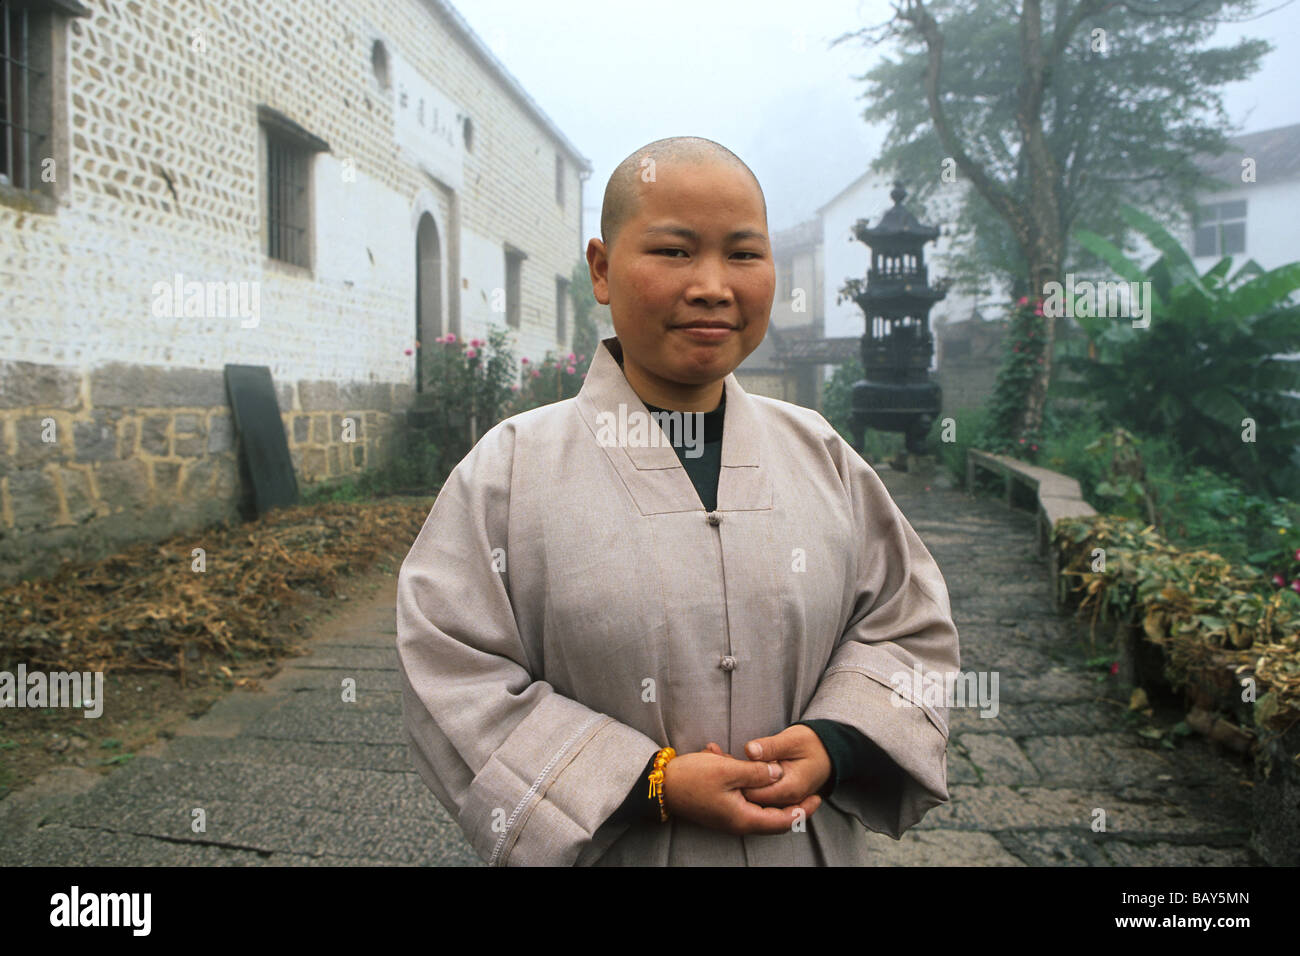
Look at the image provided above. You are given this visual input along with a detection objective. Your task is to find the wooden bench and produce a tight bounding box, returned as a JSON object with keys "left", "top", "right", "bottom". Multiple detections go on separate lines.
{"left": 967, "top": 449, "right": 1097, "bottom": 605}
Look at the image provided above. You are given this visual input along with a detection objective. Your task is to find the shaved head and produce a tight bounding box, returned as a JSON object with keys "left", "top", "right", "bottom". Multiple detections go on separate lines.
{"left": 600, "top": 136, "right": 767, "bottom": 253}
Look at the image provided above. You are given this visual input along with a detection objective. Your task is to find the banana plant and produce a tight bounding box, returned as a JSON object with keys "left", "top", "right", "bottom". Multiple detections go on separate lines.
{"left": 1053, "top": 204, "right": 1300, "bottom": 498}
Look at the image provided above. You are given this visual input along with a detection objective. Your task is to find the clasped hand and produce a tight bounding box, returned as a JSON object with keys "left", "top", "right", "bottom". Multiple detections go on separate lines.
{"left": 660, "top": 724, "right": 832, "bottom": 836}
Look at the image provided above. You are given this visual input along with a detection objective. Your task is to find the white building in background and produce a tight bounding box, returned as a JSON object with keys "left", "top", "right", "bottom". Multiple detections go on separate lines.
{"left": 1185, "top": 122, "right": 1300, "bottom": 274}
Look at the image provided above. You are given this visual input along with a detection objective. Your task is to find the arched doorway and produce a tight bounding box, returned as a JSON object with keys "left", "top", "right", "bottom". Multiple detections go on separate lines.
{"left": 415, "top": 213, "right": 443, "bottom": 393}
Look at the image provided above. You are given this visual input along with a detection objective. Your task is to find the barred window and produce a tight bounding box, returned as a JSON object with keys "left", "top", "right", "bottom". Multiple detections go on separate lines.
{"left": 258, "top": 105, "right": 327, "bottom": 270}
{"left": 0, "top": 0, "right": 38, "bottom": 190}
{"left": 0, "top": 0, "right": 86, "bottom": 199}
{"left": 266, "top": 131, "right": 309, "bottom": 267}
{"left": 504, "top": 245, "right": 526, "bottom": 329}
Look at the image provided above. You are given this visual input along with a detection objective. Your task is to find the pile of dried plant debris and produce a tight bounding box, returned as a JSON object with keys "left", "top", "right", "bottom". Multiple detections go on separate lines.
{"left": 0, "top": 500, "right": 431, "bottom": 679}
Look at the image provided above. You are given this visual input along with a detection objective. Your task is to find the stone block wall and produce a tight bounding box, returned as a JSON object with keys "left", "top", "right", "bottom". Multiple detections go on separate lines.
{"left": 0, "top": 359, "right": 411, "bottom": 586}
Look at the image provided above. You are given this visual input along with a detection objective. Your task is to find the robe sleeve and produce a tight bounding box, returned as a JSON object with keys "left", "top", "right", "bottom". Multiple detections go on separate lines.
{"left": 797, "top": 433, "right": 961, "bottom": 839}
{"left": 395, "top": 420, "right": 664, "bottom": 866}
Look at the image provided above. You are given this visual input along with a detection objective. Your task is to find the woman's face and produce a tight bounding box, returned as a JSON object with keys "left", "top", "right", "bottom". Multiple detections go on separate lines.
{"left": 587, "top": 160, "right": 774, "bottom": 411}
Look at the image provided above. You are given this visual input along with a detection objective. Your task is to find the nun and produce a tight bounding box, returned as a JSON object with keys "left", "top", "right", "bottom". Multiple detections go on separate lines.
{"left": 396, "top": 136, "right": 961, "bottom": 866}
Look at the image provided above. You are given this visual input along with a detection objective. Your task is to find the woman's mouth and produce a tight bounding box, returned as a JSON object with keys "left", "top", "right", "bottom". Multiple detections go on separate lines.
{"left": 673, "top": 323, "right": 735, "bottom": 341}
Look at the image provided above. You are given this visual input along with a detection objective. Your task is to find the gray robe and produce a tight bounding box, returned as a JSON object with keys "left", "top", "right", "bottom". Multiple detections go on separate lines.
{"left": 396, "top": 335, "right": 960, "bottom": 865}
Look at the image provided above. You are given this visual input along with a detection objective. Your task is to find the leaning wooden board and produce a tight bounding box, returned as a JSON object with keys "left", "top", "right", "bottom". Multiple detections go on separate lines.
{"left": 224, "top": 364, "right": 300, "bottom": 516}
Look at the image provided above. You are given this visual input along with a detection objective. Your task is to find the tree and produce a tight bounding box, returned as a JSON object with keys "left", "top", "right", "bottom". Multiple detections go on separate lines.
{"left": 833, "top": 0, "right": 1270, "bottom": 439}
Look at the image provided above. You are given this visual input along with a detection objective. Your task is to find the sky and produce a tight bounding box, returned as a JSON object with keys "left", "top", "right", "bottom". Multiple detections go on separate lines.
{"left": 452, "top": 0, "right": 1300, "bottom": 237}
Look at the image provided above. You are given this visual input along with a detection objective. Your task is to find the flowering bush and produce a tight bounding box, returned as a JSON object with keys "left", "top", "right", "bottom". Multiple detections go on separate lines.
{"left": 508, "top": 349, "right": 590, "bottom": 413}
{"left": 417, "top": 327, "right": 518, "bottom": 478}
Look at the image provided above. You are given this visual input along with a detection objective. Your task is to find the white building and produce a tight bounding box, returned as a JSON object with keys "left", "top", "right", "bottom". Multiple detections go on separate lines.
{"left": 1185, "top": 122, "right": 1300, "bottom": 274}
{"left": 0, "top": 0, "right": 591, "bottom": 584}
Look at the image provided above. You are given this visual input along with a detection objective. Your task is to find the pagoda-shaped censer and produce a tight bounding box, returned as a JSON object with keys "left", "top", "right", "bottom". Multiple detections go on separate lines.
{"left": 840, "top": 181, "right": 947, "bottom": 468}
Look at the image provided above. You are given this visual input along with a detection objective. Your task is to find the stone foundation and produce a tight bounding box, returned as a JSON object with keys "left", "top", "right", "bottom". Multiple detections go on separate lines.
{"left": 0, "top": 360, "right": 413, "bottom": 586}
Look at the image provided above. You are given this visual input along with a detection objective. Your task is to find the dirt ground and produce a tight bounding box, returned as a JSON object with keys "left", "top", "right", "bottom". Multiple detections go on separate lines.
{"left": 0, "top": 545, "right": 410, "bottom": 800}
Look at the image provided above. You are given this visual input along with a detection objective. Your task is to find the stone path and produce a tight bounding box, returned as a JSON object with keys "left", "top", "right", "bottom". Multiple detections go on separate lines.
{"left": 0, "top": 467, "right": 1262, "bottom": 865}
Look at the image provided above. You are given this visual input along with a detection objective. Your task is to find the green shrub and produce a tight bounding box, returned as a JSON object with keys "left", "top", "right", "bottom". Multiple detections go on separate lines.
{"left": 508, "top": 349, "right": 589, "bottom": 413}
{"left": 821, "top": 356, "right": 907, "bottom": 462}
{"left": 301, "top": 433, "right": 442, "bottom": 504}
{"left": 1061, "top": 204, "right": 1300, "bottom": 498}
{"left": 928, "top": 404, "right": 994, "bottom": 487}
{"left": 419, "top": 327, "right": 519, "bottom": 479}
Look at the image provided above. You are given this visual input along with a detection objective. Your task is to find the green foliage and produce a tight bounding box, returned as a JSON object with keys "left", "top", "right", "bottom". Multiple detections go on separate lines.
{"left": 821, "top": 356, "right": 862, "bottom": 445}
{"left": 929, "top": 404, "right": 994, "bottom": 488}
{"left": 1055, "top": 512, "right": 1300, "bottom": 743}
{"left": 300, "top": 433, "right": 442, "bottom": 504}
{"left": 570, "top": 258, "right": 602, "bottom": 364}
{"left": 822, "top": 357, "right": 906, "bottom": 461}
{"left": 1057, "top": 204, "right": 1300, "bottom": 497}
{"left": 508, "top": 349, "right": 590, "bottom": 413}
{"left": 1036, "top": 410, "right": 1300, "bottom": 582}
{"left": 418, "top": 327, "right": 519, "bottom": 479}
{"left": 1159, "top": 466, "right": 1300, "bottom": 583}
{"left": 983, "top": 297, "right": 1048, "bottom": 455}
{"left": 846, "top": 0, "right": 1269, "bottom": 297}
{"left": 1085, "top": 428, "right": 1159, "bottom": 527}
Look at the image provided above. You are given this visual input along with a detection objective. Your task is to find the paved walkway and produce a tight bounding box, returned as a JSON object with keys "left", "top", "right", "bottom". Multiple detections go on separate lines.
{"left": 0, "top": 467, "right": 1261, "bottom": 865}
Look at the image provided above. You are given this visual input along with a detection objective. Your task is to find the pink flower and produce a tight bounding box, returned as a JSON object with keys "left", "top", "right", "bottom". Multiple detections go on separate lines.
{"left": 1292, "top": 578, "right": 1300, "bottom": 594}
{"left": 404, "top": 348, "right": 413, "bottom": 356}
{"left": 1294, "top": 548, "right": 1300, "bottom": 562}
{"left": 521, "top": 357, "right": 530, "bottom": 365}
{"left": 1273, "top": 573, "right": 1287, "bottom": 587}
{"left": 1018, "top": 438, "right": 1025, "bottom": 444}
{"left": 1030, "top": 444, "right": 1038, "bottom": 451}
{"left": 566, "top": 365, "right": 576, "bottom": 374}
{"left": 531, "top": 369, "right": 541, "bottom": 378}
{"left": 567, "top": 353, "right": 576, "bottom": 363}
{"left": 578, "top": 354, "right": 586, "bottom": 361}
{"left": 470, "top": 338, "right": 483, "bottom": 348}
{"left": 434, "top": 335, "right": 446, "bottom": 344}
{"left": 445, "top": 333, "right": 456, "bottom": 344}
{"left": 1033, "top": 304, "right": 1044, "bottom": 316}
{"left": 1109, "top": 661, "right": 1119, "bottom": 676}
{"left": 510, "top": 384, "right": 520, "bottom": 392}
{"left": 465, "top": 347, "right": 478, "bottom": 358}
{"left": 1017, "top": 296, "right": 1029, "bottom": 307}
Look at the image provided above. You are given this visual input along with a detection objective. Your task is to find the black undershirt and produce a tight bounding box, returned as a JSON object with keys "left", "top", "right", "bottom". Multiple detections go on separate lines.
{"left": 606, "top": 389, "right": 905, "bottom": 827}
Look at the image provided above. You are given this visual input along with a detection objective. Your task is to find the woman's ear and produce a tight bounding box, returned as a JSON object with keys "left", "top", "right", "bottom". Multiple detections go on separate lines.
{"left": 586, "top": 238, "right": 610, "bottom": 305}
